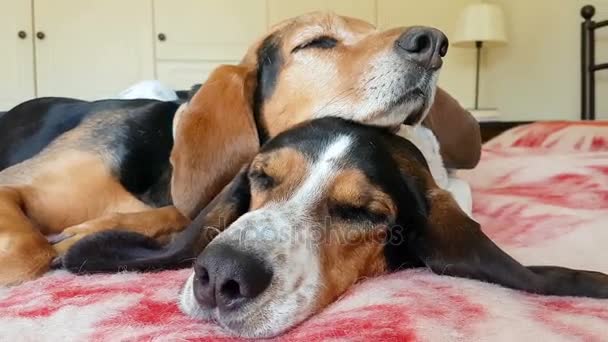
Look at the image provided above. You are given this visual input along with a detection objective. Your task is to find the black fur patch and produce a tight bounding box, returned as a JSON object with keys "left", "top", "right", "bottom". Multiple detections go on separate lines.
{"left": 61, "top": 230, "right": 165, "bottom": 273}
{"left": 253, "top": 34, "right": 284, "bottom": 144}
{"left": 111, "top": 101, "right": 178, "bottom": 207}
{"left": 175, "top": 84, "right": 202, "bottom": 103}
{"left": 0, "top": 97, "right": 179, "bottom": 207}
{"left": 0, "top": 97, "right": 90, "bottom": 170}
{"left": 0, "top": 98, "right": 179, "bottom": 184}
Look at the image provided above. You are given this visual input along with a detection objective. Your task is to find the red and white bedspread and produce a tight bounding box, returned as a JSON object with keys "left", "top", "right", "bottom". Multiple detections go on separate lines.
{"left": 1, "top": 121, "right": 608, "bottom": 341}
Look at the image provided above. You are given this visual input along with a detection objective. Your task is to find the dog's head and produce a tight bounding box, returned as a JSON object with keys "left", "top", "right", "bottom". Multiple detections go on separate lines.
{"left": 179, "top": 117, "right": 441, "bottom": 337}
{"left": 242, "top": 12, "right": 448, "bottom": 137}
{"left": 171, "top": 12, "right": 448, "bottom": 218}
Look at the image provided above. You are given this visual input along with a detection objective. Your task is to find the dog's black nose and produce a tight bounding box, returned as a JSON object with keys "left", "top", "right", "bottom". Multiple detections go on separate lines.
{"left": 396, "top": 26, "right": 449, "bottom": 70}
{"left": 193, "top": 244, "right": 273, "bottom": 311}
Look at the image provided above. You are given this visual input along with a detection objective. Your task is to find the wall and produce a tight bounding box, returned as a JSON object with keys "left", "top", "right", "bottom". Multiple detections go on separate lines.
{"left": 482, "top": 0, "right": 608, "bottom": 120}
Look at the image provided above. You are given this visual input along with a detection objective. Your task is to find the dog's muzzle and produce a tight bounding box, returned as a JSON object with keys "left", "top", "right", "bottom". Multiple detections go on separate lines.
{"left": 180, "top": 204, "right": 322, "bottom": 338}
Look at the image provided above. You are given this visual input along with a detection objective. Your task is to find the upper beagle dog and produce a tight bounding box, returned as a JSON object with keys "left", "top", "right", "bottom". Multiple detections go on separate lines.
{"left": 64, "top": 117, "right": 608, "bottom": 338}
{"left": 0, "top": 12, "right": 476, "bottom": 285}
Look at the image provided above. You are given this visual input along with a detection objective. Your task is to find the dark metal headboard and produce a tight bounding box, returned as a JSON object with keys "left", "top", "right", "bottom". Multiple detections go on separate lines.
{"left": 581, "top": 5, "right": 607, "bottom": 120}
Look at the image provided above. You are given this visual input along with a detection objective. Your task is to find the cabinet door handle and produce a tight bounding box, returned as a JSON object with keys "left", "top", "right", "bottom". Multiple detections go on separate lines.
{"left": 157, "top": 33, "right": 166, "bottom": 41}
{"left": 18, "top": 31, "right": 27, "bottom": 39}
{"left": 36, "top": 31, "right": 46, "bottom": 40}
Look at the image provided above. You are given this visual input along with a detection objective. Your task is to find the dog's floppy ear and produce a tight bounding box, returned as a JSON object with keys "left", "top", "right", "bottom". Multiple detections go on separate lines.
{"left": 171, "top": 65, "right": 259, "bottom": 219}
{"left": 411, "top": 188, "right": 608, "bottom": 298}
{"left": 387, "top": 136, "right": 608, "bottom": 298}
{"left": 62, "top": 166, "right": 252, "bottom": 273}
{"left": 421, "top": 87, "right": 481, "bottom": 169}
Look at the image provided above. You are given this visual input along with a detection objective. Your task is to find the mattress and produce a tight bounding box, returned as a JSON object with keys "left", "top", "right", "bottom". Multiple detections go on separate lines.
{"left": 1, "top": 121, "right": 607, "bottom": 341}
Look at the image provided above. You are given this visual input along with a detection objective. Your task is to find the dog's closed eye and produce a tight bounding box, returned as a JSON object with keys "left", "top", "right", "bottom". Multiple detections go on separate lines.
{"left": 291, "top": 36, "right": 338, "bottom": 53}
{"left": 249, "top": 169, "right": 275, "bottom": 189}
{"left": 329, "top": 203, "right": 389, "bottom": 225}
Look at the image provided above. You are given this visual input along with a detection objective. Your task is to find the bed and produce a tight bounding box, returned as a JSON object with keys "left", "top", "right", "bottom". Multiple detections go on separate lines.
{"left": 1, "top": 121, "right": 608, "bottom": 341}
{"left": 2, "top": 6, "right": 608, "bottom": 342}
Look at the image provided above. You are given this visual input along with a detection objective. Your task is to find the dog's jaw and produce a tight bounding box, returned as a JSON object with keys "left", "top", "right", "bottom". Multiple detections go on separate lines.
{"left": 312, "top": 53, "right": 440, "bottom": 129}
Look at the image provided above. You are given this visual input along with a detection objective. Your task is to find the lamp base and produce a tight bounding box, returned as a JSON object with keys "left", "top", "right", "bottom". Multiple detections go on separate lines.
{"left": 474, "top": 41, "right": 483, "bottom": 110}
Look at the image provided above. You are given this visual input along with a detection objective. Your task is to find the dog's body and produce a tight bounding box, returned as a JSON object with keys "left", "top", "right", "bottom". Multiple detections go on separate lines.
{"left": 0, "top": 98, "right": 178, "bottom": 209}
{"left": 0, "top": 97, "right": 173, "bottom": 171}
{"left": 64, "top": 117, "right": 608, "bottom": 338}
{"left": 1, "top": 13, "right": 470, "bottom": 285}
{"left": 0, "top": 98, "right": 184, "bottom": 284}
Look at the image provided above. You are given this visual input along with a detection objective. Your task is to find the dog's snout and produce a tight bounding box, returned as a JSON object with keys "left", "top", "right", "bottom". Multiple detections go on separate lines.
{"left": 193, "top": 244, "right": 273, "bottom": 311}
{"left": 396, "top": 26, "right": 448, "bottom": 69}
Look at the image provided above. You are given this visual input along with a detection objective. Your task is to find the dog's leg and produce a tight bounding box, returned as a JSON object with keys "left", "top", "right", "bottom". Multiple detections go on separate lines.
{"left": 58, "top": 166, "right": 252, "bottom": 274}
{"left": 0, "top": 187, "right": 56, "bottom": 285}
{"left": 412, "top": 188, "right": 608, "bottom": 298}
{"left": 51, "top": 205, "right": 190, "bottom": 255}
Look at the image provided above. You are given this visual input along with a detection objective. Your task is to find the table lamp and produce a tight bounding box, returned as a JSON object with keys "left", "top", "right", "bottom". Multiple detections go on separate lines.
{"left": 453, "top": 2, "right": 508, "bottom": 110}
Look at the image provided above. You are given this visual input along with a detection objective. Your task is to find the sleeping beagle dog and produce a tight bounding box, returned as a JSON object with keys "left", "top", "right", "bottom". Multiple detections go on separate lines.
{"left": 64, "top": 117, "right": 608, "bottom": 338}
{"left": 0, "top": 12, "right": 472, "bottom": 285}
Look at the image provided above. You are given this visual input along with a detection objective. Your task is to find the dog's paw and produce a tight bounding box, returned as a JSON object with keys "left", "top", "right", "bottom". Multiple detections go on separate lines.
{"left": 50, "top": 255, "right": 64, "bottom": 270}
{"left": 47, "top": 233, "right": 70, "bottom": 245}
{"left": 50, "top": 221, "right": 113, "bottom": 255}
{"left": 51, "top": 234, "right": 87, "bottom": 255}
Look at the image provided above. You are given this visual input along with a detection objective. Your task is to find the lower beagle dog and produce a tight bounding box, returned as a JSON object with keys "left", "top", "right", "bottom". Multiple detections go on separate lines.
{"left": 0, "top": 12, "right": 478, "bottom": 285}
{"left": 64, "top": 117, "right": 608, "bottom": 338}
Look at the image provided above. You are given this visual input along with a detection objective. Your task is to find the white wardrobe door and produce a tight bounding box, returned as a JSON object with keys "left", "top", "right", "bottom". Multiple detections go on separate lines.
{"left": 156, "top": 60, "right": 238, "bottom": 90}
{"left": 154, "top": 0, "right": 267, "bottom": 61}
{"left": 0, "top": 0, "right": 35, "bottom": 110}
{"left": 34, "top": 0, "right": 154, "bottom": 100}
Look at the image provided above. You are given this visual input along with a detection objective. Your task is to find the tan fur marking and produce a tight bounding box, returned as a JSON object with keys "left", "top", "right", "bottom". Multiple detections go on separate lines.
{"left": 249, "top": 148, "right": 308, "bottom": 210}
{"left": 17, "top": 151, "right": 148, "bottom": 235}
{"left": 308, "top": 168, "right": 396, "bottom": 310}
{"left": 0, "top": 187, "right": 56, "bottom": 285}
{"left": 316, "top": 224, "right": 388, "bottom": 312}
{"left": 329, "top": 169, "right": 397, "bottom": 220}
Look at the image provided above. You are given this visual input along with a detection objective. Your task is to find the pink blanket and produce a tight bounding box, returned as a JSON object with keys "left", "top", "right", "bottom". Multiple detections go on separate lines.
{"left": 2, "top": 121, "right": 608, "bottom": 341}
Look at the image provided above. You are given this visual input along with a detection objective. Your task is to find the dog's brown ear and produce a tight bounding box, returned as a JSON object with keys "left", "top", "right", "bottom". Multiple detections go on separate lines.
{"left": 412, "top": 187, "right": 608, "bottom": 298}
{"left": 422, "top": 87, "right": 481, "bottom": 169}
{"left": 171, "top": 65, "right": 259, "bottom": 219}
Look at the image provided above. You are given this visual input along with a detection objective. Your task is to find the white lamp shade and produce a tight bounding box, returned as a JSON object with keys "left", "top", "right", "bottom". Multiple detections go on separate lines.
{"left": 453, "top": 3, "right": 508, "bottom": 47}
